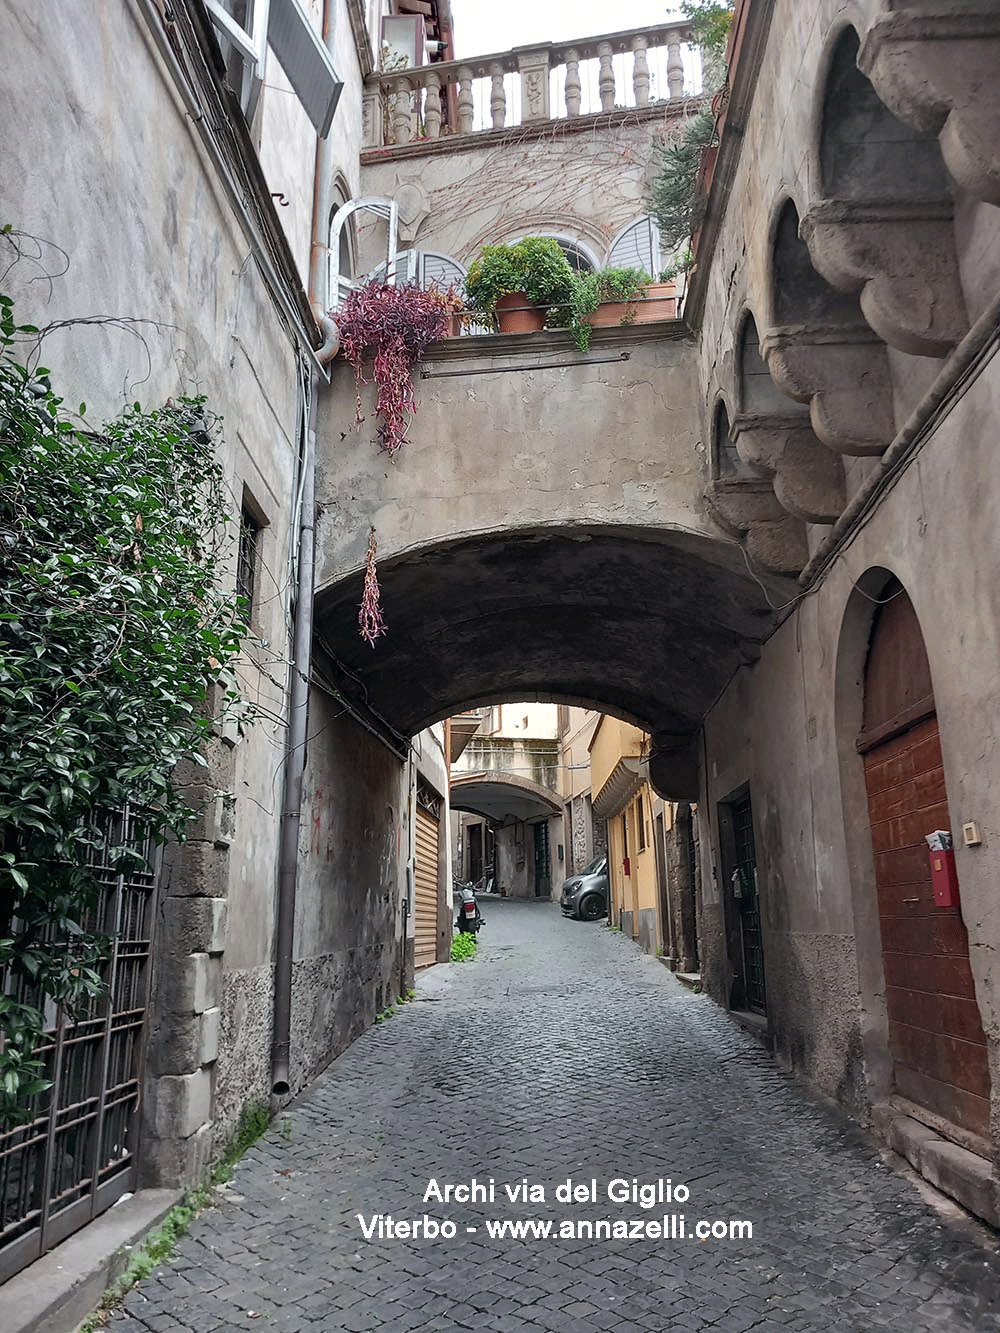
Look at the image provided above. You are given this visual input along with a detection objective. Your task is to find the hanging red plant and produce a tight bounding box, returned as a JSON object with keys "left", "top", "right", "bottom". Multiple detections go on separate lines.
{"left": 359, "top": 526, "right": 387, "bottom": 646}
{"left": 337, "top": 279, "right": 460, "bottom": 457}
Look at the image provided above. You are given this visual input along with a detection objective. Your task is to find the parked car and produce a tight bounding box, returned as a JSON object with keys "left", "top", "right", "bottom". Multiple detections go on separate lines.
{"left": 559, "top": 854, "right": 609, "bottom": 921}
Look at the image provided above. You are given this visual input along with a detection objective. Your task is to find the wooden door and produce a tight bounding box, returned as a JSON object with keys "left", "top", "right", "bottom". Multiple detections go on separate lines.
{"left": 860, "top": 583, "right": 990, "bottom": 1136}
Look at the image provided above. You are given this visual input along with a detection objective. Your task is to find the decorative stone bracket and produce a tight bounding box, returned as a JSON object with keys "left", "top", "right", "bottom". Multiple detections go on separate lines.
{"left": 761, "top": 322, "right": 895, "bottom": 456}
{"left": 704, "top": 477, "right": 808, "bottom": 576}
{"left": 731, "top": 412, "right": 846, "bottom": 525}
{"left": 800, "top": 199, "right": 968, "bottom": 358}
{"left": 860, "top": 9, "right": 1000, "bottom": 206}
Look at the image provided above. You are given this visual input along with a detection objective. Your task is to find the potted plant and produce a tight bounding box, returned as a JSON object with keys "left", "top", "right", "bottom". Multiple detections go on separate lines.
{"left": 464, "top": 237, "right": 576, "bottom": 334}
{"left": 567, "top": 267, "right": 678, "bottom": 352}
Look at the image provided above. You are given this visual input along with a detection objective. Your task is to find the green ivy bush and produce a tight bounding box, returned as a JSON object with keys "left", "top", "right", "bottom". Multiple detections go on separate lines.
{"left": 464, "top": 238, "right": 576, "bottom": 323}
{"left": 0, "top": 293, "right": 248, "bottom": 1121}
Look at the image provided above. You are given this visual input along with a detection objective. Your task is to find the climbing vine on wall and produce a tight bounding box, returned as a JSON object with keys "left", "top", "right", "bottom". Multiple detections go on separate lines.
{"left": 0, "top": 292, "right": 249, "bottom": 1121}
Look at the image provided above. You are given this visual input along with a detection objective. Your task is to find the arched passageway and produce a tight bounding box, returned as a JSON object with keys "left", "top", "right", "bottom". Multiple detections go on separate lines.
{"left": 312, "top": 526, "right": 783, "bottom": 796}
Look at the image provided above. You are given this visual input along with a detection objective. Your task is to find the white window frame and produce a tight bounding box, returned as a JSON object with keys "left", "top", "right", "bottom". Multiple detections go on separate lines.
{"left": 205, "top": 0, "right": 344, "bottom": 136}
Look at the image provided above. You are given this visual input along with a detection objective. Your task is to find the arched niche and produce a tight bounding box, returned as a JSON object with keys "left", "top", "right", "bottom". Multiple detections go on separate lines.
{"left": 801, "top": 26, "right": 968, "bottom": 358}
{"left": 763, "top": 199, "right": 894, "bottom": 456}
{"left": 702, "top": 392, "right": 808, "bottom": 577}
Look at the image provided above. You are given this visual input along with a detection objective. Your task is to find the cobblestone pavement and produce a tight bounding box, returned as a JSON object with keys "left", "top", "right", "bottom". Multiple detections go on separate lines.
{"left": 112, "top": 898, "right": 1000, "bottom": 1333}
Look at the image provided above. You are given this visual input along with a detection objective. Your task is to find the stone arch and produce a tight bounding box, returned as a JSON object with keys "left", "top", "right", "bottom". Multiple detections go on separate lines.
{"left": 762, "top": 197, "right": 894, "bottom": 456}
{"left": 801, "top": 23, "right": 968, "bottom": 357}
{"left": 730, "top": 311, "right": 844, "bottom": 526}
{"left": 312, "top": 525, "right": 789, "bottom": 800}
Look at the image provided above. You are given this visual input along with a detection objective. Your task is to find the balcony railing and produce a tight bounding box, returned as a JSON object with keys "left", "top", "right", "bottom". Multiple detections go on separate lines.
{"left": 363, "top": 21, "right": 701, "bottom": 150}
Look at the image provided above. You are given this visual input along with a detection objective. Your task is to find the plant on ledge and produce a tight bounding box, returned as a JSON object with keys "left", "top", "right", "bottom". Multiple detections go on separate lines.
{"left": 464, "top": 237, "right": 576, "bottom": 332}
{"left": 567, "top": 267, "right": 652, "bottom": 353}
{"left": 337, "top": 279, "right": 460, "bottom": 457}
{"left": 647, "top": 107, "right": 718, "bottom": 254}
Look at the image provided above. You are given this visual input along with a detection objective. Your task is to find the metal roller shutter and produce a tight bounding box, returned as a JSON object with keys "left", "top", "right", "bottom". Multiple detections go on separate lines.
{"left": 414, "top": 805, "right": 440, "bottom": 969}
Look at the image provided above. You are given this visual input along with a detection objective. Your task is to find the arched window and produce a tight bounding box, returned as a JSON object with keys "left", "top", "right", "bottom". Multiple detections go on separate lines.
{"left": 607, "top": 217, "right": 661, "bottom": 275}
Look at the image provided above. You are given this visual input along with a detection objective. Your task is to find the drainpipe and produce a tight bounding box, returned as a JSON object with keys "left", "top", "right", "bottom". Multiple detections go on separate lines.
{"left": 272, "top": 0, "right": 338, "bottom": 1096}
{"left": 271, "top": 368, "right": 316, "bottom": 1096}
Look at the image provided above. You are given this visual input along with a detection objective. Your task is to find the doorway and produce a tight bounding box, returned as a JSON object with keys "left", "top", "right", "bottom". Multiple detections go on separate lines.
{"left": 859, "top": 580, "right": 990, "bottom": 1136}
{"left": 718, "top": 791, "right": 766, "bottom": 1015}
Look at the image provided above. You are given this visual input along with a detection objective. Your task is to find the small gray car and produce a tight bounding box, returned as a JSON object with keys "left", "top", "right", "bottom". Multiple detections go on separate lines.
{"left": 559, "top": 854, "right": 609, "bottom": 921}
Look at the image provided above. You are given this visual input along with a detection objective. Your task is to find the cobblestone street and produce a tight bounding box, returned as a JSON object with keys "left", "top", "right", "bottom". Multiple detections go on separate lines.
{"left": 112, "top": 899, "right": 1000, "bottom": 1333}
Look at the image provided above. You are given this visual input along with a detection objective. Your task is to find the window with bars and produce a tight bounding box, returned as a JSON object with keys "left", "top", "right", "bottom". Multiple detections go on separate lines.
{"left": 637, "top": 795, "right": 647, "bottom": 851}
{"left": 236, "top": 504, "right": 262, "bottom": 620}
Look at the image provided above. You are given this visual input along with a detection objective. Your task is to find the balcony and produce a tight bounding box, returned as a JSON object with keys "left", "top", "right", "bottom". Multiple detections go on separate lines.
{"left": 362, "top": 20, "right": 704, "bottom": 154}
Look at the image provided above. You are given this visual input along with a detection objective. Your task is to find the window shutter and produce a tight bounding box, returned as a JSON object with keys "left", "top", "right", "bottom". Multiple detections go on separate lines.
{"left": 268, "top": 0, "right": 343, "bottom": 137}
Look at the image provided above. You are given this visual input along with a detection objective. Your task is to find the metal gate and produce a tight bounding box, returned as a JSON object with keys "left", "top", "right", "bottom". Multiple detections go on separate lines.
{"left": 0, "top": 807, "right": 158, "bottom": 1282}
{"left": 733, "top": 797, "right": 766, "bottom": 1015}
{"left": 533, "top": 821, "right": 551, "bottom": 898}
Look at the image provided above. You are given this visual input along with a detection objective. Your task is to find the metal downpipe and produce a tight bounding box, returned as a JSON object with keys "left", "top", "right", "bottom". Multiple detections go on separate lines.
{"left": 271, "top": 371, "right": 317, "bottom": 1095}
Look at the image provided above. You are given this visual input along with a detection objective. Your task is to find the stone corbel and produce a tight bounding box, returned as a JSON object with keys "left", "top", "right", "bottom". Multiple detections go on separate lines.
{"left": 800, "top": 199, "right": 967, "bottom": 358}
{"left": 731, "top": 413, "right": 846, "bottom": 525}
{"left": 704, "top": 478, "right": 808, "bottom": 576}
{"left": 761, "top": 323, "right": 895, "bottom": 456}
{"left": 859, "top": 9, "right": 1000, "bottom": 206}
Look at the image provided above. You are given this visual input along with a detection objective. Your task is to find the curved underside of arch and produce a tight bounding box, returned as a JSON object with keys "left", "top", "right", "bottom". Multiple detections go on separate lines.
{"left": 451, "top": 772, "right": 562, "bottom": 824}
{"left": 313, "top": 526, "right": 785, "bottom": 757}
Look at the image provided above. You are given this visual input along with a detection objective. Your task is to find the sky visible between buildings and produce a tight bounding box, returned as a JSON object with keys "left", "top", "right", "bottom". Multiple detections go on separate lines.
{"left": 452, "top": 1, "right": 683, "bottom": 57}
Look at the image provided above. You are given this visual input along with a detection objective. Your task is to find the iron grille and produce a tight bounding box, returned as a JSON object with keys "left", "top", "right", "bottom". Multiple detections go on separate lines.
{"left": 0, "top": 806, "right": 158, "bottom": 1281}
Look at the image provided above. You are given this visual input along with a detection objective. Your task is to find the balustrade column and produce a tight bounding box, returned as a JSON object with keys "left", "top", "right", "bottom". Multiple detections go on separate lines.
{"left": 489, "top": 63, "right": 506, "bottom": 129}
{"left": 632, "top": 35, "right": 650, "bottom": 105}
{"left": 564, "top": 49, "right": 581, "bottom": 116}
{"left": 392, "top": 76, "right": 413, "bottom": 145}
{"left": 424, "top": 74, "right": 442, "bottom": 138}
{"left": 457, "top": 66, "right": 474, "bottom": 133}
{"left": 667, "top": 34, "right": 685, "bottom": 99}
{"left": 598, "top": 42, "right": 615, "bottom": 112}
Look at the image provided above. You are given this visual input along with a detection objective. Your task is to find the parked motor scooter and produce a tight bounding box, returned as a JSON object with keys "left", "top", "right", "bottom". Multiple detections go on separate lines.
{"left": 455, "top": 885, "right": 484, "bottom": 934}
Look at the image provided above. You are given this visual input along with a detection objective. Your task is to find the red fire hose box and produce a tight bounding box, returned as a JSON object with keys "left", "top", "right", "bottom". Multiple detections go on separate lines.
{"left": 926, "top": 831, "right": 960, "bottom": 909}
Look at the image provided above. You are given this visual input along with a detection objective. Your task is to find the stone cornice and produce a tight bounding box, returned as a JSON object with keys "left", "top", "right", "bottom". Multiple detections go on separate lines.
{"left": 417, "top": 318, "right": 691, "bottom": 367}
{"left": 360, "top": 98, "right": 707, "bottom": 166}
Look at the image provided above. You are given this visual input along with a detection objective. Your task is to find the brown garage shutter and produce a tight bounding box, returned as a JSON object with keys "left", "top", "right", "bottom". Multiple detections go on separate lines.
{"left": 414, "top": 804, "right": 440, "bottom": 969}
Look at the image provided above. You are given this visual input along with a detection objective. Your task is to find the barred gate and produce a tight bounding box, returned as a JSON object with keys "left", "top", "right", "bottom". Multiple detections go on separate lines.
{"left": 0, "top": 808, "right": 158, "bottom": 1282}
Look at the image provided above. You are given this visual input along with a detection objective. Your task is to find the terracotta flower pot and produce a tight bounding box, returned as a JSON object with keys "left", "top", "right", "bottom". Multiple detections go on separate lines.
{"left": 495, "top": 292, "right": 545, "bottom": 334}
{"left": 586, "top": 281, "right": 678, "bottom": 328}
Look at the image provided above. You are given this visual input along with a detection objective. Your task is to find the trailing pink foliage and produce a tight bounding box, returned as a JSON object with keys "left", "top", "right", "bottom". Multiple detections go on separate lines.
{"left": 359, "top": 526, "right": 387, "bottom": 647}
{"left": 337, "top": 280, "right": 459, "bottom": 456}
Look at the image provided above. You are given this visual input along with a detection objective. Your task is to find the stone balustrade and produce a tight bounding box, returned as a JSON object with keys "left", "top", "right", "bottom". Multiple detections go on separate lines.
{"left": 363, "top": 22, "right": 699, "bottom": 150}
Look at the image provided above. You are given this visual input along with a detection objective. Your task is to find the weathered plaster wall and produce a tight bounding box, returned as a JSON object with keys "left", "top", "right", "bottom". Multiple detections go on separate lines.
{"left": 700, "top": 356, "right": 1000, "bottom": 1127}
{"left": 357, "top": 109, "right": 688, "bottom": 274}
{"left": 258, "top": 0, "right": 366, "bottom": 289}
{"left": 316, "top": 328, "right": 707, "bottom": 582}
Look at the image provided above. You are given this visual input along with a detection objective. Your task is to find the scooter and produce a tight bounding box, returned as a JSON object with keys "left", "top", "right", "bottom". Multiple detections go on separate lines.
{"left": 455, "top": 885, "right": 484, "bottom": 934}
